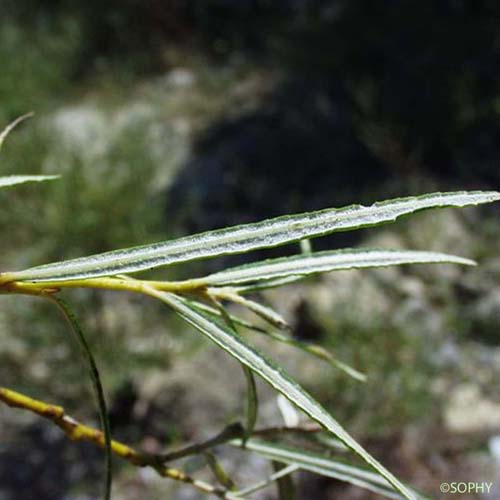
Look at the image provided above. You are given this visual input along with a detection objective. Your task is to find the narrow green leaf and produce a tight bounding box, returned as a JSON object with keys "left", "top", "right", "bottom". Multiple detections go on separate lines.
{"left": 149, "top": 290, "right": 417, "bottom": 500}
{"left": 185, "top": 298, "right": 365, "bottom": 381}
{"left": 50, "top": 296, "right": 112, "bottom": 500}
{"left": 207, "top": 298, "right": 259, "bottom": 441}
{"left": 202, "top": 249, "right": 475, "bottom": 286}
{"left": 298, "top": 344, "right": 367, "bottom": 382}
{"left": 253, "top": 329, "right": 366, "bottom": 382}
{"left": 186, "top": 299, "right": 269, "bottom": 333}
{"left": 257, "top": 333, "right": 366, "bottom": 382}
{"left": 11, "top": 191, "right": 498, "bottom": 282}
{"left": 242, "top": 365, "right": 258, "bottom": 441}
{"left": 0, "top": 112, "right": 34, "bottom": 151}
{"left": 0, "top": 175, "right": 60, "bottom": 189}
{"left": 203, "top": 451, "right": 236, "bottom": 490}
{"left": 243, "top": 321, "right": 366, "bottom": 382}
{"left": 232, "top": 439, "right": 425, "bottom": 500}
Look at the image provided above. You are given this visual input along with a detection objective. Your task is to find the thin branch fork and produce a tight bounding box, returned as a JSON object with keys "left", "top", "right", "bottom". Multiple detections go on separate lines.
{"left": 0, "top": 387, "right": 228, "bottom": 498}
{"left": 0, "top": 386, "right": 322, "bottom": 497}
{"left": 0, "top": 386, "right": 323, "bottom": 498}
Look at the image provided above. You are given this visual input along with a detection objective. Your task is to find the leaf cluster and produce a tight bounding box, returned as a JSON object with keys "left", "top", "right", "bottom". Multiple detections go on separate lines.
{"left": 1, "top": 116, "right": 499, "bottom": 500}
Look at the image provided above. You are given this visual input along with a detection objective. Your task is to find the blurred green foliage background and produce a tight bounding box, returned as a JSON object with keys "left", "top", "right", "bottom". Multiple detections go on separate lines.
{"left": 1, "top": 2, "right": 500, "bottom": 499}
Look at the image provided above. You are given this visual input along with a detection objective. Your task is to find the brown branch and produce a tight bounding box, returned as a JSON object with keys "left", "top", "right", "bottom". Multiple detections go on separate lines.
{"left": 0, "top": 387, "right": 228, "bottom": 498}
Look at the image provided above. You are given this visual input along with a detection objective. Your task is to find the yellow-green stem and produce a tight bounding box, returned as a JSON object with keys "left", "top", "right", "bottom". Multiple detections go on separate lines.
{"left": 0, "top": 275, "right": 208, "bottom": 296}
{"left": 0, "top": 387, "right": 228, "bottom": 497}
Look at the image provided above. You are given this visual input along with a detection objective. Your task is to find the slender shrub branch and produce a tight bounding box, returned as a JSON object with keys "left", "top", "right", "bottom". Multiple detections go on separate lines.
{"left": 0, "top": 387, "right": 229, "bottom": 498}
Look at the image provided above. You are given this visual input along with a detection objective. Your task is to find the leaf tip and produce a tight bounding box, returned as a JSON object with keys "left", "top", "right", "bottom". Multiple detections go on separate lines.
{"left": 0, "top": 112, "right": 35, "bottom": 150}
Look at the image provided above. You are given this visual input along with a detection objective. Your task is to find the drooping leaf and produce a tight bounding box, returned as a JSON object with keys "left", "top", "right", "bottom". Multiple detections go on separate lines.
{"left": 10, "top": 191, "right": 498, "bottom": 282}
{"left": 0, "top": 175, "right": 60, "bottom": 189}
{"left": 147, "top": 289, "right": 417, "bottom": 500}
{"left": 201, "top": 249, "right": 475, "bottom": 286}
{"left": 232, "top": 439, "right": 426, "bottom": 500}
{"left": 51, "top": 296, "right": 112, "bottom": 500}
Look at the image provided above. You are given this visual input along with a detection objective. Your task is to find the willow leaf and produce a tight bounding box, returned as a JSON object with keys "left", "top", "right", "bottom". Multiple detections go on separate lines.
{"left": 243, "top": 366, "right": 258, "bottom": 440}
{"left": 232, "top": 439, "right": 425, "bottom": 500}
{"left": 148, "top": 289, "right": 417, "bottom": 500}
{"left": 203, "top": 452, "right": 235, "bottom": 490}
{"left": 253, "top": 333, "right": 366, "bottom": 382}
{"left": 0, "top": 175, "right": 60, "bottom": 189}
{"left": 202, "top": 249, "right": 475, "bottom": 286}
{"left": 211, "top": 299, "right": 259, "bottom": 441}
{"left": 10, "top": 191, "right": 499, "bottom": 282}
{"left": 51, "top": 296, "right": 112, "bottom": 500}
{"left": 299, "top": 343, "right": 367, "bottom": 381}
{"left": 187, "top": 298, "right": 365, "bottom": 381}
{"left": 186, "top": 299, "right": 268, "bottom": 333}
{"left": 254, "top": 331, "right": 366, "bottom": 382}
